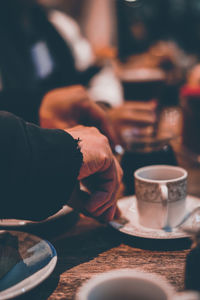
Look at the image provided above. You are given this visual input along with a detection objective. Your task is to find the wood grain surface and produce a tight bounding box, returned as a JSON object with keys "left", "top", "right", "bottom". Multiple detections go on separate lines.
{"left": 15, "top": 214, "right": 191, "bottom": 300}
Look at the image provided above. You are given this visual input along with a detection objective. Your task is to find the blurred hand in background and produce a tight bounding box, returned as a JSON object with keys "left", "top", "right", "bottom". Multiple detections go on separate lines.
{"left": 39, "top": 85, "right": 118, "bottom": 148}
{"left": 40, "top": 85, "right": 158, "bottom": 149}
{"left": 108, "top": 99, "right": 158, "bottom": 144}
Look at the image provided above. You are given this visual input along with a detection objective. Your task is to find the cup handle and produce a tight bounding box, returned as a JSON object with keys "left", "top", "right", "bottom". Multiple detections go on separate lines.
{"left": 159, "top": 183, "right": 169, "bottom": 229}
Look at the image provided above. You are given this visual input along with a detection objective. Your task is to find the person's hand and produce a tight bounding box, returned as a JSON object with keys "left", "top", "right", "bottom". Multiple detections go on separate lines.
{"left": 107, "top": 100, "right": 158, "bottom": 143}
{"left": 39, "top": 85, "right": 117, "bottom": 148}
{"left": 66, "top": 125, "right": 123, "bottom": 222}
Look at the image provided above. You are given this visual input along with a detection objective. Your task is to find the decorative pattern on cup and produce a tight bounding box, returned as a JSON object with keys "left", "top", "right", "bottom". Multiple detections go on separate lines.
{"left": 135, "top": 178, "right": 187, "bottom": 203}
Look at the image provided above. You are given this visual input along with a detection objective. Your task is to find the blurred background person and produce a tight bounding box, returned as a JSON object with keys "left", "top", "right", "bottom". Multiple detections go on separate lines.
{"left": 0, "top": 0, "right": 123, "bottom": 124}
{"left": 0, "top": 0, "right": 158, "bottom": 147}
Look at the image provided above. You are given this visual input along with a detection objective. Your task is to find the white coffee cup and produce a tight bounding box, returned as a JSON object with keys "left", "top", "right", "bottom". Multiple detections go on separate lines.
{"left": 76, "top": 269, "right": 200, "bottom": 300}
{"left": 134, "top": 165, "right": 187, "bottom": 229}
{"left": 76, "top": 269, "right": 175, "bottom": 300}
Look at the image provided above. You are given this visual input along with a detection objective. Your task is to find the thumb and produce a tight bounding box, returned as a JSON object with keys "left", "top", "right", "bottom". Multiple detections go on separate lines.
{"left": 83, "top": 102, "right": 119, "bottom": 149}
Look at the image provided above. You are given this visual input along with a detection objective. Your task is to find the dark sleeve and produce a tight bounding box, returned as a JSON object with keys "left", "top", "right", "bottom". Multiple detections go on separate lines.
{"left": 0, "top": 89, "right": 46, "bottom": 124}
{"left": 0, "top": 111, "right": 83, "bottom": 221}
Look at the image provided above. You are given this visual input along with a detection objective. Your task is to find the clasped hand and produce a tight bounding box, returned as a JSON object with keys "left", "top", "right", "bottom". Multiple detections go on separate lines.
{"left": 67, "top": 126, "right": 123, "bottom": 222}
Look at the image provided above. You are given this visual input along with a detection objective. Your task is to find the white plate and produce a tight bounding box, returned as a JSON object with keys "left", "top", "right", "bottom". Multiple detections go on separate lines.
{"left": 0, "top": 230, "right": 57, "bottom": 299}
{"left": 110, "top": 195, "right": 200, "bottom": 239}
{"left": 0, "top": 205, "right": 73, "bottom": 227}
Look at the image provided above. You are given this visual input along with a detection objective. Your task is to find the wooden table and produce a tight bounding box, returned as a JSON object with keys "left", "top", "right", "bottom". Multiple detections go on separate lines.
{"left": 14, "top": 209, "right": 192, "bottom": 300}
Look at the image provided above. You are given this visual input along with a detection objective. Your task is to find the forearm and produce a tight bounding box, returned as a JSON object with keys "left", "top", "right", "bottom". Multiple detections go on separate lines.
{"left": 0, "top": 112, "right": 82, "bottom": 220}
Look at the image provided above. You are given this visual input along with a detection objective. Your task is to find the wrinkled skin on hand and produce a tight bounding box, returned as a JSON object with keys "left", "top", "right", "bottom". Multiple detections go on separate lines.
{"left": 66, "top": 126, "right": 123, "bottom": 222}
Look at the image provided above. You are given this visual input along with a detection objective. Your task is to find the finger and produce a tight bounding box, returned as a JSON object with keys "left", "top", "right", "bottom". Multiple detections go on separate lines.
{"left": 83, "top": 173, "right": 118, "bottom": 214}
{"left": 93, "top": 158, "right": 122, "bottom": 218}
{"left": 91, "top": 183, "right": 118, "bottom": 217}
{"left": 87, "top": 160, "right": 120, "bottom": 217}
{"left": 82, "top": 102, "right": 119, "bottom": 148}
{"left": 67, "top": 184, "right": 118, "bottom": 221}
{"left": 71, "top": 188, "right": 116, "bottom": 220}
{"left": 84, "top": 189, "right": 114, "bottom": 214}
{"left": 113, "top": 156, "right": 123, "bottom": 185}
{"left": 90, "top": 158, "right": 122, "bottom": 216}
{"left": 67, "top": 183, "right": 90, "bottom": 212}
{"left": 122, "top": 100, "right": 158, "bottom": 111}
{"left": 115, "top": 110, "right": 157, "bottom": 125}
{"left": 83, "top": 156, "right": 122, "bottom": 191}
{"left": 100, "top": 205, "right": 117, "bottom": 222}
{"left": 83, "top": 159, "right": 119, "bottom": 214}
{"left": 109, "top": 107, "right": 157, "bottom": 126}
{"left": 114, "top": 206, "right": 121, "bottom": 219}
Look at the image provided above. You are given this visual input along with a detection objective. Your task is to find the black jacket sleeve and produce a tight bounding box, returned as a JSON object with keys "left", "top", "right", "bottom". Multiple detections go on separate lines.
{"left": 0, "top": 111, "right": 83, "bottom": 221}
{"left": 0, "top": 89, "right": 46, "bottom": 124}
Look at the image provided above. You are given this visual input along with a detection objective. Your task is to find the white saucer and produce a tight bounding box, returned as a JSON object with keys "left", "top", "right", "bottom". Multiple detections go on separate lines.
{"left": 0, "top": 230, "right": 57, "bottom": 299}
{"left": 0, "top": 205, "right": 73, "bottom": 227}
{"left": 109, "top": 195, "right": 200, "bottom": 239}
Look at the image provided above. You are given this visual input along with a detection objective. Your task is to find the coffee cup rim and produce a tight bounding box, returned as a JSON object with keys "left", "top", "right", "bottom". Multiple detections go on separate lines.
{"left": 134, "top": 165, "right": 188, "bottom": 183}
{"left": 75, "top": 269, "right": 175, "bottom": 300}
